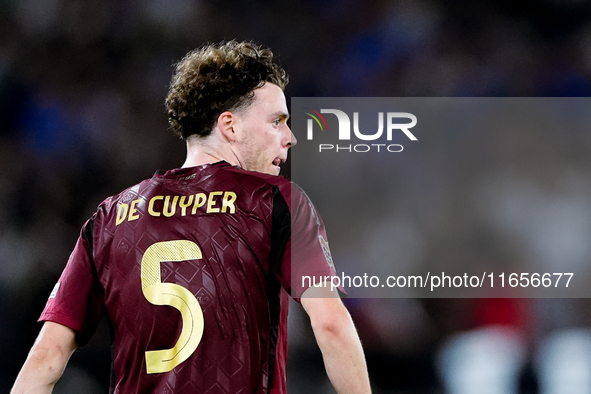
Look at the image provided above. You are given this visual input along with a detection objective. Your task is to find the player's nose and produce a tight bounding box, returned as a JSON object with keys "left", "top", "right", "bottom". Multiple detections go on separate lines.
{"left": 287, "top": 126, "right": 297, "bottom": 147}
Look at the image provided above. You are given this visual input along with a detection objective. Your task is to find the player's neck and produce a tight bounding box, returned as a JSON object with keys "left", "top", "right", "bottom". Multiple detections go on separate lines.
{"left": 182, "top": 136, "right": 241, "bottom": 169}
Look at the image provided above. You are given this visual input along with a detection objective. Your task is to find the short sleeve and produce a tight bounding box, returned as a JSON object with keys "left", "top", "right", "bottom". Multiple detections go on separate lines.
{"left": 39, "top": 219, "right": 105, "bottom": 346}
{"left": 271, "top": 182, "right": 344, "bottom": 302}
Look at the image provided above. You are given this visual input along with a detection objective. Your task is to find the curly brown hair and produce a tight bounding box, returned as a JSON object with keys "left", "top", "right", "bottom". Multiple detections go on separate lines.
{"left": 165, "top": 40, "right": 289, "bottom": 140}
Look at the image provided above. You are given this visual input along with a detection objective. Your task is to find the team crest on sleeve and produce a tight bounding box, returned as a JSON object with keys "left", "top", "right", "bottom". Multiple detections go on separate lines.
{"left": 49, "top": 282, "right": 60, "bottom": 299}
{"left": 318, "top": 235, "right": 335, "bottom": 269}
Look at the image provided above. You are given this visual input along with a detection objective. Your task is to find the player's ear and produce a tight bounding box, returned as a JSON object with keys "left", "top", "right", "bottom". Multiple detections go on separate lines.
{"left": 217, "top": 111, "right": 238, "bottom": 142}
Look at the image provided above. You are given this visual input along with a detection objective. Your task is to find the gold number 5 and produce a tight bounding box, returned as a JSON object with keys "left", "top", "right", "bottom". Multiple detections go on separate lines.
{"left": 141, "top": 240, "right": 205, "bottom": 374}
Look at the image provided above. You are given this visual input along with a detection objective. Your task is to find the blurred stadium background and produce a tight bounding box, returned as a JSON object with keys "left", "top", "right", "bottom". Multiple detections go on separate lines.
{"left": 3, "top": 0, "right": 591, "bottom": 393}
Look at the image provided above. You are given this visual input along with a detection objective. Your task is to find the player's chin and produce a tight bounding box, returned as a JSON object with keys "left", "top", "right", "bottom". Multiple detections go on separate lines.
{"left": 266, "top": 162, "right": 281, "bottom": 176}
{"left": 268, "top": 165, "right": 281, "bottom": 176}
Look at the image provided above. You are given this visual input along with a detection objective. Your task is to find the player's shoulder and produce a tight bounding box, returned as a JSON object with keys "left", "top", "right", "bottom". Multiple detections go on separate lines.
{"left": 90, "top": 162, "right": 311, "bottom": 215}
{"left": 216, "top": 164, "right": 295, "bottom": 194}
{"left": 226, "top": 164, "right": 292, "bottom": 186}
{"left": 212, "top": 165, "right": 317, "bottom": 210}
{"left": 94, "top": 176, "right": 153, "bottom": 216}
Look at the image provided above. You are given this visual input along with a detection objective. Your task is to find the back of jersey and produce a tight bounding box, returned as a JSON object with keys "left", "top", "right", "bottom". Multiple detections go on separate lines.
{"left": 89, "top": 163, "right": 290, "bottom": 393}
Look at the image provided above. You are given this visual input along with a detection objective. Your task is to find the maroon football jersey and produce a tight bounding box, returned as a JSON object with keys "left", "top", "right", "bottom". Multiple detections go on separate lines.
{"left": 39, "top": 162, "right": 340, "bottom": 394}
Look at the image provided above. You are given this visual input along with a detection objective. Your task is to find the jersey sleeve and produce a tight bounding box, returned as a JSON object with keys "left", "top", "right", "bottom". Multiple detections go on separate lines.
{"left": 38, "top": 218, "right": 105, "bottom": 346}
{"left": 272, "top": 182, "right": 344, "bottom": 302}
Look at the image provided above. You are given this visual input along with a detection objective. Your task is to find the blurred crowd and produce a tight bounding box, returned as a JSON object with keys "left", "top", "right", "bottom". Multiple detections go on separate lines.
{"left": 2, "top": 0, "right": 591, "bottom": 393}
